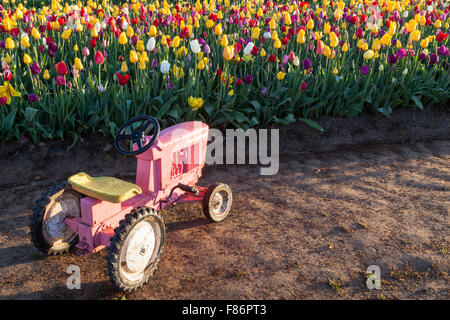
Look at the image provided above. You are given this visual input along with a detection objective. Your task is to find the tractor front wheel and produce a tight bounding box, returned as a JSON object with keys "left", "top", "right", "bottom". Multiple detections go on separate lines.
{"left": 30, "top": 182, "right": 82, "bottom": 255}
{"left": 107, "top": 207, "right": 165, "bottom": 291}
{"left": 202, "top": 183, "right": 233, "bottom": 222}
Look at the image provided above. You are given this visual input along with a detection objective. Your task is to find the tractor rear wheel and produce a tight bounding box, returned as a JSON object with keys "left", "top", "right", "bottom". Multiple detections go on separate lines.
{"left": 202, "top": 183, "right": 233, "bottom": 222}
{"left": 30, "top": 182, "right": 82, "bottom": 255}
{"left": 107, "top": 207, "right": 165, "bottom": 291}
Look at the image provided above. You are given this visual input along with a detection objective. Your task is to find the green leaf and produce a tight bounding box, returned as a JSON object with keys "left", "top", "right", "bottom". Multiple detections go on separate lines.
{"left": 411, "top": 95, "right": 424, "bottom": 110}
{"left": 24, "top": 107, "right": 38, "bottom": 122}
{"left": 298, "top": 118, "right": 324, "bottom": 133}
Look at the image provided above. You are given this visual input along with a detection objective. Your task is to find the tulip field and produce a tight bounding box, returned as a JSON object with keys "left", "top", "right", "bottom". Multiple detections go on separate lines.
{"left": 0, "top": 0, "right": 448, "bottom": 143}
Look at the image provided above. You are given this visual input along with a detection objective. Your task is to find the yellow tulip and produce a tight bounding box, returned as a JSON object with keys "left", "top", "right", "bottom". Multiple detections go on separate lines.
{"left": 43, "top": 69, "right": 50, "bottom": 80}
{"left": 363, "top": 50, "right": 375, "bottom": 60}
{"left": 434, "top": 20, "right": 441, "bottom": 29}
{"left": 396, "top": 40, "right": 402, "bottom": 49}
{"left": 324, "top": 46, "right": 332, "bottom": 58}
{"left": 61, "top": 29, "right": 72, "bottom": 40}
{"left": 23, "top": 53, "right": 32, "bottom": 65}
{"left": 21, "top": 36, "right": 30, "bottom": 48}
{"left": 306, "top": 19, "right": 314, "bottom": 30}
{"left": 74, "top": 44, "right": 79, "bottom": 52}
{"left": 324, "top": 22, "right": 331, "bottom": 35}
{"left": 74, "top": 57, "right": 83, "bottom": 70}
{"left": 223, "top": 46, "right": 234, "bottom": 61}
{"left": 148, "top": 25, "right": 157, "bottom": 37}
{"left": 276, "top": 71, "right": 286, "bottom": 80}
{"left": 171, "top": 36, "right": 180, "bottom": 48}
{"left": 388, "top": 22, "right": 396, "bottom": 35}
{"left": 260, "top": 48, "right": 266, "bottom": 57}
{"left": 406, "top": 19, "right": 417, "bottom": 32}
{"left": 136, "top": 40, "right": 145, "bottom": 51}
{"left": 214, "top": 24, "right": 223, "bottom": 36}
{"left": 129, "top": 50, "right": 138, "bottom": 63}
{"left": 118, "top": 32, "right": 127, "bottom": 45}
{"left": 332, "top": 67, "right": 338, "bottom": 75}
{"left": 220, "top": 35, "right": 228, "bottom": 47}
{"left": 420, "top": 38, "right": 429, "bottom": 48}
{"left": 372, "top": 38, "right": 381, "bottom": 51}
{"left": 269, "top": 19, "right": 276, "bottom": 30}
{"left": 206, "top": 20, "right": 214, "bottom": 29}
{"left": 32, "top": 27, "right": 40, "bottom": 40}
{"left": 342, "top": 43, "right": 348, "bottom": 52}
{"left": 411, "top": 30, "right": 420, "bottom": 42}
{"left": 274, "top": 38, "right": 281, "bottom": 48}
{"left": 126, "top": 26, "right": 134, "bottom": 38}
{"left": 251, "top": 27, "right": 260, "bottom": 40}
{"left": 297, "top": 29, "right": 306, "bottom": 44}
{"left": 121, "top": 61, "right": 128, "bottom": 73}
{"left": 380, "top": 33, "right": 392, "bottom": 46}
{"left": 5, "top": 38, "right": 15, "bottom": 50}
{"left": 188, "top": 97, "right": 204, "bottom": 110}
{"left": 329, "top": 32, "right": 338, "bottom": 48}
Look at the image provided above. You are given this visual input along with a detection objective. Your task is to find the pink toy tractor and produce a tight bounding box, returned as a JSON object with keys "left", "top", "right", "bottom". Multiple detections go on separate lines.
{"left": 30, "top": 116, "right": 232, "bottom": 291}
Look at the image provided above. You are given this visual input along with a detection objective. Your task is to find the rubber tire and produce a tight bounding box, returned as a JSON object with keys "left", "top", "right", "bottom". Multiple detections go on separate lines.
{"left": 202, "top": 182, "right": 233, "bottom": 222}
{"left": 107, "top": 207, "right": 165, "bottom": 291}
{"left": 30, "top": 182, "right": 82, "bottom": 255}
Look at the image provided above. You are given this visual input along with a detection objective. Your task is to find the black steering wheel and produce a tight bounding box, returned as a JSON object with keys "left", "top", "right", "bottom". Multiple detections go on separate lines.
{"left": 114, "top": 115, "right": 160, "bottom": 155}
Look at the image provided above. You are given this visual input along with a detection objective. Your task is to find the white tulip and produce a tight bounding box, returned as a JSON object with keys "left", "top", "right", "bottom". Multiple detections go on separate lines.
{"left": 146, "top": 37, "right": 156, "bottom": 51}
{"left": 94, "top": 22, "right": 101, "bottom": 33}
{"left": 190, "top": 39, "right": 201, "bottom": 54}
{"left": 243, "top": 42, "right": 254, "bottom": 55}
{"left": 293, "top": 56, "right": 300, "bottom": 66}
{"left": 263, "top": 31, "right": 271, "bottom": 39}
{"left": 160, "top": 60, "right": 170, "bottom": 74}
{"left": 122, "top": 21, "right": 128, "bottom": 31}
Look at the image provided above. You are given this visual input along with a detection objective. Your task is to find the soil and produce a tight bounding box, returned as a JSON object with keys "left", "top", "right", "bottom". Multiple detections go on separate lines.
{"left": 0, "top": 107, "right": 449, "bottom": 300}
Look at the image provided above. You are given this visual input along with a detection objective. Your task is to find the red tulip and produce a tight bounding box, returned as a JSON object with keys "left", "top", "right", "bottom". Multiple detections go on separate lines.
{"left": 436, "top": 31, "right": 448, "bottom": 42}
{"left": 116, "top": 73, "right": 130, "bottom": 85}
{"left": 3, "top": 70, "right": 12, "bottom": 81}
{"left": 55, "top": 62, "right": 68, "bottom": 76}
{"left": 94, "top": 51, "right": 104, "bottom": 64}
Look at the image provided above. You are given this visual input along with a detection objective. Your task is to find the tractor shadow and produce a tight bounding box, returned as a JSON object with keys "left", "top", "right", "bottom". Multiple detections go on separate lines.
{"left": 166, "top": 218, "right": 210, "bottom": 233}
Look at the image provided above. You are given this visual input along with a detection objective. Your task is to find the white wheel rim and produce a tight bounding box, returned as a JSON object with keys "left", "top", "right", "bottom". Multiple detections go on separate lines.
{"left": 211, "top": 190, "right": 230, "bottom": 217}
{"left": 43, "top": 192, "right": 80, "bottom": 248}
{"left": 120, "top": 220, "right": 160, "bottom": 282}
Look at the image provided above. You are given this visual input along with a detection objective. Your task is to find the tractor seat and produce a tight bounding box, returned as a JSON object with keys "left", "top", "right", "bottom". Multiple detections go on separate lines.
{"left": 68, "top": 172, "right": 142, "bottom": 203}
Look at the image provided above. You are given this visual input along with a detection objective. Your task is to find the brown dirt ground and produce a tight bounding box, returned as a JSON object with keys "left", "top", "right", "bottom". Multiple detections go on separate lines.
{"left": 0, "top": 107, "right": 449, "bottom": 300}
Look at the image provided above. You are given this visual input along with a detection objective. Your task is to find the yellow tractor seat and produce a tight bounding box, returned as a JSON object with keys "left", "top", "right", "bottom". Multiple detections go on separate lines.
{"left": 68, "top": 172, "right": 142, "bottom": 203}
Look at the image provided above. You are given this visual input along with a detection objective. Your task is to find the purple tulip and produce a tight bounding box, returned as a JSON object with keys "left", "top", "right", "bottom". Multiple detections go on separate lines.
{"left": 302, "top": 58, "right": 313, "bottom": 69}
{"left": 429, "top": 53, "right": 439, "bottom": 65}
{"left": 387, "top": 54, "right": 398, "bottom": 65}
{"left": 437, "top": 45, "right": 450, "bottom": 57}
{"left": 0, "top": 40, "right": 5, "bottom": 49}
{"left": 396, "top": 49, "right": 407, "bottom": 59}
{"left": 419, "top": 52, "right": 428, "bottom": 61}
{"left": 243, "top": 74, "right": 253, "bottom": 84}
{"left": 261, "top": 87, "right": 268, "bottom": 95}
{"left": 204, "top": 44, "right": 210, "bottom": 54}
{"left": 28, "top": 94, "right": 39, "bottom": 103}
{"left": 360, "top": 65, "right": 370, "bottom": 75}
{"left": 30, "top": 62, "right": 41, "bottom": 75}
{"left": 56, "top": 75, "right": 65, "bottom": 86}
